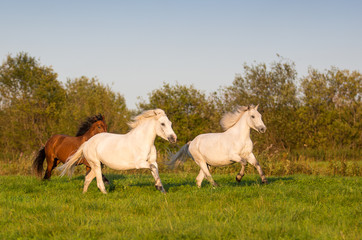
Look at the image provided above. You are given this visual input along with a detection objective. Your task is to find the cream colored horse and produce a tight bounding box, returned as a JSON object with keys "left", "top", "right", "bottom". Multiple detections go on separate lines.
{"left": 58, "top": 109, "right": 177, "bottom": 194}
{"left": 168, "top": 105, "right": 267, "bottom": 187}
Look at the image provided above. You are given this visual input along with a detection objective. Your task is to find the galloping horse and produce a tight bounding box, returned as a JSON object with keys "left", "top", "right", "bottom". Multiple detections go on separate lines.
{"left": 58, "top": 109, "right": 177, "bottom": 194}
{"left": 33, "top": 114, "right": 109, "bottom": 182}
{"left": 168, "top": 105, "right": 267, "bottom": 187}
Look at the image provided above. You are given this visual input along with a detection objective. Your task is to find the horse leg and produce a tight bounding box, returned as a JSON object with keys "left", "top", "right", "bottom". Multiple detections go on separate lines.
{"left": 43, "top": 154, "right": 57, "bottom": 180}
{"left": 191, "top": 149, "right": 218, "bottom": 187}
{"left": 101, "top": 164, "right": 110, "bottom": 185}
{"left": 83, "top": 169, "right": 96, "bottom": 193}
{"left": 150, "top": 163, "right": 165, "bottom": 193}
{"left": 199, "top": 162, "right": 218, "bottom": 187}
{"left": 236, "top": 163, "right": 246, "bottom": 182}
{"left": 94, "top": 165, "right": 107, "bottom": 194}
{"left": 86, "top": 164, "right": 109, "bottom": 185}
{"left": 247, "top": 153, "right": 267, "bottom": 184}
{"left": 196, "top": 169, "right": 205, "bottom": 188}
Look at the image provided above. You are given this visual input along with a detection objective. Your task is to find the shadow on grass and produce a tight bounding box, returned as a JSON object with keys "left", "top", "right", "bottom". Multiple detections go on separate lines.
{"left": 162, "top": 175, "right": 295, "bottom": 190}
{"left": 69, "top": 174, "right": 295, "bottom": 193}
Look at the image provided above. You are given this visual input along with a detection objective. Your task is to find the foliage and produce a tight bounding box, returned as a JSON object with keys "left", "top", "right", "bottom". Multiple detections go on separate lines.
{"left": 0, "top": 53, "right": 130, "bottom": 155}
{"left": 297, "top": 68, "right": 361, "bottom": 148}
{"left": 0, "top": 52, "right": 360, "bottom": 169}
{"left": 138, "top": 83, "right": 222, "bottom": 152}
{"left": 0, "top": 174, "right": 360, "bottom": 239}
{"left": 0, "top": 52, "right": 66, "bottom": 151}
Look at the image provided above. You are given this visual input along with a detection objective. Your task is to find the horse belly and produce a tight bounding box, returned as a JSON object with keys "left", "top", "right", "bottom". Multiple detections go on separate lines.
{"left": 192, "top": 138, "right": 232, "bottom": 167}
{"left": 205, "top": 156, "right": 233, "bottom": 167}
{"left": 98, "top": 149, "right": 138, "bottom": 171}
{"left": 98, "top": 147, "right": 149, "bottom": 171}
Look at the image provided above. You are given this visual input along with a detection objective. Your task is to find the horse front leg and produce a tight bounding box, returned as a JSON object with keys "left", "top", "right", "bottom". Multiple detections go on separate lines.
{"left": 229, "top": 153, "right": 247, "bottom": 183}
{"left": 150, "top": 163, "right": 165, "bottom": 193}
{"left": 247, "top": 153, "right": 267, "bottom": 184}
{"left": 149, "top": 147, "right": 165, "bottom": 193}
{"left": 236, "top": 164, "right": 246, "bottom": 182}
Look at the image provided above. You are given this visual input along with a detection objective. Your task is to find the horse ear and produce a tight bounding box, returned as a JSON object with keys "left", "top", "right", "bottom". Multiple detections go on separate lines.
{"left": 247, "top": 105, "right": 251, "bottom": 110}
{"left": 255, "top": 104, "right": 259, "bottom": 110}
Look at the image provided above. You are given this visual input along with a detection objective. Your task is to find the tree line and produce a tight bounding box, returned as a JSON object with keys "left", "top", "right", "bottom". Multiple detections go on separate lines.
{"left": 0, "top": 52, "right": 360, "bottom": 158}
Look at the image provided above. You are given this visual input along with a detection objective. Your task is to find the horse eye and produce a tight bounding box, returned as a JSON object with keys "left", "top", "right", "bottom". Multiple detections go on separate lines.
{"left": 251, "top": 115, "right": 255, "bottom": 119}
{"left": 161, "top": 123, "right": 165, "bottom": 127}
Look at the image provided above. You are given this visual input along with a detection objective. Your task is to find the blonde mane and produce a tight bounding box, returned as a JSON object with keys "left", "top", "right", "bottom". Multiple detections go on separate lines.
{"left": 220, "top": 106, "right": 248, "bottom": 131}
{"left": 128, "top": 109, "right": 165, "bottom": 129}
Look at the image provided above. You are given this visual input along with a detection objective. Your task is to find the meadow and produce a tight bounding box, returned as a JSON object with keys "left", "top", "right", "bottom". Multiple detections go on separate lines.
{"left": 1, "top": 172, "right": 361, "bottom": 240}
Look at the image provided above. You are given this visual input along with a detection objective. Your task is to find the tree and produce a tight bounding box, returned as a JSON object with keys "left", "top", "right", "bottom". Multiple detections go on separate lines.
{"left": 138, "top": 83, "right": 221, "bottom": 152}
{"left": 298, "top": 68, "right": 361, "bottom": 148}
{"left": 0, "top": 52, "right": 66, "bottom": 152}
{"left": 219, "top": 58, "right": 299, "bottom": 150}
{"left": 61, "top": 76, "right": 130, "bottom": 135}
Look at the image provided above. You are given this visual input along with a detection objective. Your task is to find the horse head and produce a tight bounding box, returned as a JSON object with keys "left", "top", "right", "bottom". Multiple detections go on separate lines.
{"left": 246, "top": 105, "right": 266, "bottom": 133}
{"left": 154, "top": 110, "right": 177, "bottom": 143}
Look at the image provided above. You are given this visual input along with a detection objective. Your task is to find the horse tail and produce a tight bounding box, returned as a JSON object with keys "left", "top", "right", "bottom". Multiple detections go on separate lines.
{"left": 33, "top": 147, "right": 46, "bottom": 177}
{"left": 166, "top": 142, "right": 192, "bottom": 169}
{"left": 57, "top": 143, "right": 85, "bottom": 177}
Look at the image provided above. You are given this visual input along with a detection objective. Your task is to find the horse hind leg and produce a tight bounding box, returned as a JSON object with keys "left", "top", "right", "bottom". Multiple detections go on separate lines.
{"left": 94, "top": 165, "right": 107, "bottom": 194}
{"left": 196, "top": 169, "right": 205, "bottom": 188}
{"left": 199, "top": 162, "right": 219, "bottom": 188}
{"left": 83, "top": 169, "right": 96, "bottom": 193}
{"left": 43, "top": 155, "right": 57, "bottom": 180}
{"left": 85, "top": 164, "right": 109, "bottom": 185}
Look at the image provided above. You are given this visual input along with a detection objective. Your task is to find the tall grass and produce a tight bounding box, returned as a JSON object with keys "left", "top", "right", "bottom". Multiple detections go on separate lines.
{"left": 1, "top": 147, "right": 361, "bottom": 177}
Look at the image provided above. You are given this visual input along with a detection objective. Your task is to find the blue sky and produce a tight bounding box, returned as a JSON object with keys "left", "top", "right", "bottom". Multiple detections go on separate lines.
{"left": 1, "top": 0, "right": 361, "bottom": 109}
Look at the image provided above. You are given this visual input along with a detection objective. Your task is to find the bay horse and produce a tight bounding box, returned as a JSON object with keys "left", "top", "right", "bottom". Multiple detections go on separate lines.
{"left": 33, "top": 114, "right": 109, "bottom": 183}
{"left": 168, "top": 105, "right": 267, "bottom": 187}
{"left": 58, "top": 109, "right": 177, "bottom": 194}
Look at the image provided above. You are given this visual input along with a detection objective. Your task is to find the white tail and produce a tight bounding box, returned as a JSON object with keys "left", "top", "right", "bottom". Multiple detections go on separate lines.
{"left": 57, "top": 142, "right": 86, "bottom": 177}
{"left": 166, "top": 142, "right": 191, "bottom": 169}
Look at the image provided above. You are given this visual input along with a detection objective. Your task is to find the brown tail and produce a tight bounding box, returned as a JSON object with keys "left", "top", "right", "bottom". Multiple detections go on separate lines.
{"left": 33, "top": 147, "right": 45, "bottom": 177}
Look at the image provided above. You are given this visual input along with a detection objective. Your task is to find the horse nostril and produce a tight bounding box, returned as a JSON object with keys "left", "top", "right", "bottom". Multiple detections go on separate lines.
{"left": 168, "top": 135, "right": 177, "bottom": 143}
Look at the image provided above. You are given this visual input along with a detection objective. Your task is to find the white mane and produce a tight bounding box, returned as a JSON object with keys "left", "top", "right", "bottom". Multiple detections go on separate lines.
{"left": 220, "top": 106, "right": 248, "bottom": 131}
{"left": 128, "top": 109, "right": 165, "bottom": 129}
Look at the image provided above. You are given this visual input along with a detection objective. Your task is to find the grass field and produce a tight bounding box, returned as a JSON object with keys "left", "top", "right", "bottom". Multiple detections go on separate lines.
{"left": 0, "top": 173, "right": 360, "bottom": 239}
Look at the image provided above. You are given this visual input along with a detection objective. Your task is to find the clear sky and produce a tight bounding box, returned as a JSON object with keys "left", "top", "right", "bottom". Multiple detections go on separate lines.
{"left": 1, "top": 0, "right": 361, "bottom": 109}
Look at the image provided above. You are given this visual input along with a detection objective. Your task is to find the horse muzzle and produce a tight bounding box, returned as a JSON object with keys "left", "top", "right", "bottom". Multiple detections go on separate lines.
{"left": 168, "top": 135, "right": 177, "bottom": 143}
{"left": 258, "top": 126, "right": 266, "bottom": 133}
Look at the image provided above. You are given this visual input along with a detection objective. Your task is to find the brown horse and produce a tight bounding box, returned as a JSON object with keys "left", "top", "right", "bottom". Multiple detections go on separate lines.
{"left": 33, "top": 114, "right": 109, "bottom": 183}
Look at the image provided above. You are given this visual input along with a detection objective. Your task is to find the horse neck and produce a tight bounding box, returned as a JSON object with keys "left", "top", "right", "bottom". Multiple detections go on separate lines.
{"left": 227, "top": 113, "right": 251, "bottom": 142}
{"left": 81, "top": 126, "right": 98, "bottom": 141}
{"left": 129, "top": 119, "right": 157, "bottom": 147}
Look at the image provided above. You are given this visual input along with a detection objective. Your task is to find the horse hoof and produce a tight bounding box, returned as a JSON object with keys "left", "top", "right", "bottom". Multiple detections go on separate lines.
{"left": 155, "top": 185, "right": 166, "bottom": 193}
{"left": 262, "top": 179, "right": 268, "bottom": 184}
{"left": 236, "top": 174, "right": 244, "bottom": 182}
{"left": 103, "top": 179, "right": 110, "bottom": 185}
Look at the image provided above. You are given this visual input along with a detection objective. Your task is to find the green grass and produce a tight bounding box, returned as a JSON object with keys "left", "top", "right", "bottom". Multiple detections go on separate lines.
{"left": 0, "top": 173, "right": 361, "bottom": 239}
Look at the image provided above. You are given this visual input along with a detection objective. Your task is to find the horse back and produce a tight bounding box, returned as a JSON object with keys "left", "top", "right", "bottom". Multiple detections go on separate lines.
{"left": 44, "top": 134, "right": 85, "bottom": 163}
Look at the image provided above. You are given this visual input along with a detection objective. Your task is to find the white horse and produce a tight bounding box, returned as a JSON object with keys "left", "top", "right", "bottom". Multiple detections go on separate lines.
{"left": 58, "top": 109, "right": 177, "bottom": 194}
{"left": 168, "top": 105, "right": 267, "bottom": 187}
